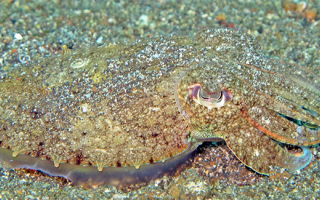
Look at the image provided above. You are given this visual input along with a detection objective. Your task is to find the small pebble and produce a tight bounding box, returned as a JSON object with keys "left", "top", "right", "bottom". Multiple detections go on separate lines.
{"left": 96, "top": 36, "right": 104, "bottom": 45}
{"left": 138, "top": 14, "right": 149, "bottom": 26}
{"left": 14, "top": 33, "right": 23, "bottom": 40}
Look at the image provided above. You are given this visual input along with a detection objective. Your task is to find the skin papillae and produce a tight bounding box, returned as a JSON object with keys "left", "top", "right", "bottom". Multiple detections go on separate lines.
{"left": 0, "top": 28, "right": 319, "bottom": 188}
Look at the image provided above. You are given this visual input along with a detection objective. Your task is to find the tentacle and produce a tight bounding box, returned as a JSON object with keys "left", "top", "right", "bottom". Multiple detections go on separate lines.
{"left": 193, "top": 120, "right": 313, "bottom": 175}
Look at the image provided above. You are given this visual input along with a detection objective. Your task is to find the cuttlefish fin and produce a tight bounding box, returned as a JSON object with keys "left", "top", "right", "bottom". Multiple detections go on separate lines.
{"left": 210, "top": 123, "right": 312, "bottom": 175}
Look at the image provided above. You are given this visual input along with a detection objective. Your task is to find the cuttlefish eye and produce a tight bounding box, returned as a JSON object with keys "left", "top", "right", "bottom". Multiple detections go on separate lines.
{"left": 188, "top": 83, "right": 233, "bottom": 109}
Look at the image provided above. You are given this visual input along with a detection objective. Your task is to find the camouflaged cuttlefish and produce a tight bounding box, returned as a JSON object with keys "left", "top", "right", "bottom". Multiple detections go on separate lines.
{"left": 0, "top": 28, "right": 319, "bottom": 188}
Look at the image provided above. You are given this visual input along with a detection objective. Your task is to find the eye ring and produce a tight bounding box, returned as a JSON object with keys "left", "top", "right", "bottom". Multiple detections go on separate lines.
{"left": 71, "top": 58, "right": 90, "bottom": 69}
{"left": 188, "top": 83, "right": 233, "bottom": 109}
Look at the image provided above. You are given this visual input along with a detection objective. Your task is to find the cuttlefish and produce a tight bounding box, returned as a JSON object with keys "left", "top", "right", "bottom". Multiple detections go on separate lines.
{"left": 0, "top": 28, "right": 319, "bottom": 188}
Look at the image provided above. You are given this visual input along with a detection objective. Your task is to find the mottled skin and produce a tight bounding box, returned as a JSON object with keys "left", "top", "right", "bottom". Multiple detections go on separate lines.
{"left": 177, "top": 60, "right": 319, "bottom": 174}
{"left": 0, "top": 29, "right": 319, "bottom": 175}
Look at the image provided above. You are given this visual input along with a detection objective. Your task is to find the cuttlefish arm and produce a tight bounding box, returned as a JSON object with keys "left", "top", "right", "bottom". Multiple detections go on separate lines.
{"left": 193, "top": 118, "right": 312, "bottom": 175}
{"left": 235, "top": 61, "right": 320, "bottom": 146}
